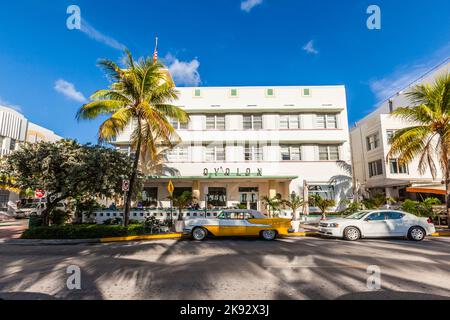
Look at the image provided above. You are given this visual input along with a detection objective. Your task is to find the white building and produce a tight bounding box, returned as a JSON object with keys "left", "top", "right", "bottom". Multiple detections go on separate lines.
{"left": 350, "top": 59, "right": 450, "bottom": 200}
{"left": 0, "top": 105, "right": 62, "bottom": 213}
{"left": 114, "top": 85, "right": 353, "bottom": 214}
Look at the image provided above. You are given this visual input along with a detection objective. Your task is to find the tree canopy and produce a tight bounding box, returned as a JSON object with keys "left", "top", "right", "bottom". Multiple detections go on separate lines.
{"left": 1, "top": 139, "right": 133, "bottom": 225}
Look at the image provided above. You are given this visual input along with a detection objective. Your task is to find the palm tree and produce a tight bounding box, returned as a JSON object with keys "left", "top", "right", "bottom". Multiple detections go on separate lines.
{"left": 168, "top": 191, "right": 196, "bottom": 221}
{"left": 262, "top": 194, "right": 282, "bottom": 218}
{"left": 387, "top": 73, "right": 450, "bottom": 227}
{"left": 77, "top": 50, "right": 189, "bottom": 226}
{"left": 309, "top": 194, "right": 336, "bottom": 220}
{"left": 282, "top": 195, "right": 307, "bottom": 221}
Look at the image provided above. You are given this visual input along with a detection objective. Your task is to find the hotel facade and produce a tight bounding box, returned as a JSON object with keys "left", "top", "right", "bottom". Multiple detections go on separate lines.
{"left": 350, "top": 59, "right": 450, "bottom": 201}
{"left": 113, "top": 85, "right": 353, "bottom": 215}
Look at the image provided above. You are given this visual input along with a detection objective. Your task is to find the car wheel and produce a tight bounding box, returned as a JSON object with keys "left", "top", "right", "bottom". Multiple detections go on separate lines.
{"left": 261, "top": 230, "right": 277, "bottom": 241}
{"left": 408, "top": 226, "right": 425, "bottom": 241}
{"left": 343, "top": 227, "right": 361, "bottom": 241}
{"left": 192, "top": 227, "right": 208, "bottom": 241}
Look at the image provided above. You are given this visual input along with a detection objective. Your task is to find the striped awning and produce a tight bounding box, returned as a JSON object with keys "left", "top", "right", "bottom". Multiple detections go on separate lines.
{"left": 406, "top": 185, "right": 446, "bottom": 195}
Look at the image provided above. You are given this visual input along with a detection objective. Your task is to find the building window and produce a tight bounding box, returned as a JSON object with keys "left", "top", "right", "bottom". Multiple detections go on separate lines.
{"left": 389, "top": 159, "right": 409, "bottom": 174}
{"left": 266, "top": 88, "right": 274, "bottom": 97}
{"left": 366, "top": 133, "right": 380, "bottom": 151}
{"left": 280, "top": 115, "right": 300, "bottom": 129}
{"left": 205, "top": 144, "right": 226, "bottom": 162}
{"left": 166, "top": 146, "right": 189, "bottom": 162}
{"left": 319, "top": 145, "right": 340, "bottom": 161}
{"left": 386, "top": 130, "right": 396, "bottom": 144}
{"left": 9, "top": 139, "right": 16, "bottom": 151}
{"left": 142, "top": 187, "right": 158, "bottom": 207}
{"left": 194, "top": 89, "right": 201, "bottom": 97}
{"left": 303, "top": 88, "right": 311, "bottom": 96}
{"left": 169, "top": 118, "right": 188, "bottom": 130}
{"left": 206, "top": 115, "right": 226, "bottom": 130}
{"left": 369, "top": 160, "right": 384, "bottom": 177}
{"left": 230, "top": 88, "right": 238, "bottom": 97}
{"left": 245, "top": 143, "right": 263, "bottom": 161}
{"left": 281, "top": 145, "right": 302, "bottom": 161}
{"left": 316, "top": 114, "right": 338, "bottom": 129}
{"left": 308, "top": 185, "right": 335, "bottom": 201}
{"left": 208, "top": 187, "right": 227, "bottom": 207}
{"left": 243, "top": 115, "right": 263, "bottom": 130}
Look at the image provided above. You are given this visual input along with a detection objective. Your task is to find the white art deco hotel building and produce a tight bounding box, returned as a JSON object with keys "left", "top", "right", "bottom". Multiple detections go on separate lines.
{"left": 114, "top": 85, "right": 352, "bottom": 214}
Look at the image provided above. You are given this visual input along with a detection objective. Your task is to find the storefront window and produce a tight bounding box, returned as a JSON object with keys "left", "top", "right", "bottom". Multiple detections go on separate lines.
{"left": 142, "top": 187, "right": 158, "bottom": 207}
{"left": 208, "top": 187, "right": 227, "bottom": 207}
{"left": 173, "top": 187, "right": 193, "bottom": 198}
{"left": 308, "top": 185, "right": 335, "bottom": 201}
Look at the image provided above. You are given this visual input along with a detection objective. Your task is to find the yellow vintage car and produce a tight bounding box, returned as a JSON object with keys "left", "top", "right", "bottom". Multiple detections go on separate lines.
{"left": 183, "top": 209, "right": 292, "bottom": 241}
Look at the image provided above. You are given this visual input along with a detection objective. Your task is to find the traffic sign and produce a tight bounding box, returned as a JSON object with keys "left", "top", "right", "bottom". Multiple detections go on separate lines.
{"left": 122, "top": 180, "right": 130, "bottom": 192}
{"left": 35, "top": 189, "right": 46, "bottom": 199}
{"left": 167, "top": 180, "right": 175, "bottom": 195}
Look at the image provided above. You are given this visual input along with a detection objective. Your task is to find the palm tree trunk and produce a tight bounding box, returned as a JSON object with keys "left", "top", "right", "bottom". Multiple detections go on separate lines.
{"left": 124, "top": 118, "right": 142, "bottom": 227}
{"left": 446, "top": 166, "right": 450, "bottom": 228}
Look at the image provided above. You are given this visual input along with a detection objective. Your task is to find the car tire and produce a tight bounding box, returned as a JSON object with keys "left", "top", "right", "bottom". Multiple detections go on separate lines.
{"left": 261, "top": 230, "right": 277, "bottom": 241}
{"left": 408, "top": 226, "right": 426, "bottom": 242}
{"left": 343, "top": 227, "right": 361, "bottom": 241}
{"left": 191, "top": 227, "right": 208, "bottom": 241}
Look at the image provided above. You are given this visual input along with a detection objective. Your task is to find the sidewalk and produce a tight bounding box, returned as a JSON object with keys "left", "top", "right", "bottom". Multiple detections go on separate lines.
{"left": 0, "top": 220, "right": 28, "bottom": 240}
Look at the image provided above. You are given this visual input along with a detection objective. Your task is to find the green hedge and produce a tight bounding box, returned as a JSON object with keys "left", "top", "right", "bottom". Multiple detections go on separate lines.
{"left": 21, "top": 224, "right": 148, "bottom": 240}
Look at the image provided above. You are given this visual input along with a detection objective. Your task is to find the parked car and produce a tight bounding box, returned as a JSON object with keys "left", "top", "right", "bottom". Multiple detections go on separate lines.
{"left": 13, "top": 202, "right": 67, "bottom": 219}
{"left": 318, "top": 210, "right": 436, "bottom": 241}
{"left": 13, "top": 203, "right": 42, "bottom": 219}
{"left": 184, "top": 209, "right": 292, "bottom": 241}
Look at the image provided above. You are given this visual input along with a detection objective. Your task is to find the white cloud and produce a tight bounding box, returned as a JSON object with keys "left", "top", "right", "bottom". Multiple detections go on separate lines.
{"left": 369, "top": 43, "right": 450, "bottom": 102}
{"left": 241, "top": 0, "right": 263, "bottom": 12}
{"left": 164, "top": 54, "right": 201, "bottom": 86}
{"left": 302, "top": 40, "right": 319, "bottom": 55}
{"left": 0, "top": 97, "right": 22, "bottom": 112}
{"left": 80, "top": 19, "right": 126, "bottom": 51}
{"left": 54, "top": 79, "right": 87, "bottom": 103}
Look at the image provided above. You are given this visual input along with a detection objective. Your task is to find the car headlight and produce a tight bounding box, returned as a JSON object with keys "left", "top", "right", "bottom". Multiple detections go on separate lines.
{"left": 328, "top": 223, "right": 340, "bottom": 228}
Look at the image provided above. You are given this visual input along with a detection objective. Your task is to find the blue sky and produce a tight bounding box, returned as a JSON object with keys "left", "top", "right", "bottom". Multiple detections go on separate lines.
{"left": 0, "top": 0, "right": 449, "bottom": 144}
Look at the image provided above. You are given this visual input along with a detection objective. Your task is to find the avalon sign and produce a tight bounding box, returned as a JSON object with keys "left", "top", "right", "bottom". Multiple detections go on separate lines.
{"left": 203, "top": 168, "right": 263, "bottom": 177}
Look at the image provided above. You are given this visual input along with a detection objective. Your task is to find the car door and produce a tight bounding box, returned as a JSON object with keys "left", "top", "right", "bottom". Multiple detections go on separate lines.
{"left": 384, "top": 211, "right": 408, "bottom": 236}
{"left": 218, "top": 212, "right": 247, "bottom": 236}
{"left": 362, "top": 212, "right": 390, "bottom": 237}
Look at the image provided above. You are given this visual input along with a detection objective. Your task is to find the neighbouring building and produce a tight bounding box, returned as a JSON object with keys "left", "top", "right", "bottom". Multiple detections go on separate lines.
{"left": 0, "top": 105, "right": 62, "bottom": 213}
{"left": 113, "top": 85, "right": 353, "bottom": 215}
{"left": 350, "top": 59, "right": 450, "bottom": 201}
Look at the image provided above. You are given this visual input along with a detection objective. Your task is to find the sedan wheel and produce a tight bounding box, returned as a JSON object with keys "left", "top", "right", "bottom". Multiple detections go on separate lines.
{"left": 261, "top": 230, "right": 277, "bottom": 241}
{"left": 409, "top": 227, "right": 425, "bottom": 241}
{"left": 192, "top": 228, "right": 207, "bottom": 241}
{"left": 344, "top": 227, "right": 361, "bottom": 241}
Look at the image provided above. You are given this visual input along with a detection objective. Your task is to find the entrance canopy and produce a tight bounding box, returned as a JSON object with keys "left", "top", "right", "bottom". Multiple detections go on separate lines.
{"left": 406, "top": 184, "right": 446, "bottom": 196}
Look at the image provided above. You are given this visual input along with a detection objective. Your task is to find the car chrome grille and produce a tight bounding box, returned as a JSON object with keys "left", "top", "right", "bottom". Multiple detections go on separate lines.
{"left": 319, "top": 223, "right": 328, "bottom": 228}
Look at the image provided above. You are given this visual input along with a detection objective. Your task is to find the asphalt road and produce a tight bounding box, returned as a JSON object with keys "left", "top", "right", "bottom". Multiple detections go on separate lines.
{"left": 0, "top": 237, "right": 449, "bottom": 300}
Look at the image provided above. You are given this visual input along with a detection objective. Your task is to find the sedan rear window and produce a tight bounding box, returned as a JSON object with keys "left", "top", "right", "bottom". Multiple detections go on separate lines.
{"left": 385, "top": 212, "right": 405, "bottom": 220}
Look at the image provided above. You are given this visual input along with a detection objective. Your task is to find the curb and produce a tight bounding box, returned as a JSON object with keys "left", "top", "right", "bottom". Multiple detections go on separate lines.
{"left": 100, "top": 233, "right": 183, "bottom": 243}
{"left": 282, "top": 232, "right": 318, "bottom": 237}
{"left": 432, "top": 232, "right": 450, "bottom": 237}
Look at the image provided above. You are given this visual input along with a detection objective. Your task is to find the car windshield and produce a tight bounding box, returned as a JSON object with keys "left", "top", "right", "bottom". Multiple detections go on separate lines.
{"left": 345, "top": 211, "right": 370, "bottom": 220}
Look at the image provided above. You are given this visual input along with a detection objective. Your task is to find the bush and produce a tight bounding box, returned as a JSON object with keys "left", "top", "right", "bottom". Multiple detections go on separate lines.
{"left": 50, "top": 209, "right": 70, "bottom": 226}
{"left": 103, "top": 217, "right": 123, "bottom": 225}
{"left": 21, "top": 224, "right": 148, "bottom": 240}
{"left": 400, "top": 198, "right": 441, "bottom": 217}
